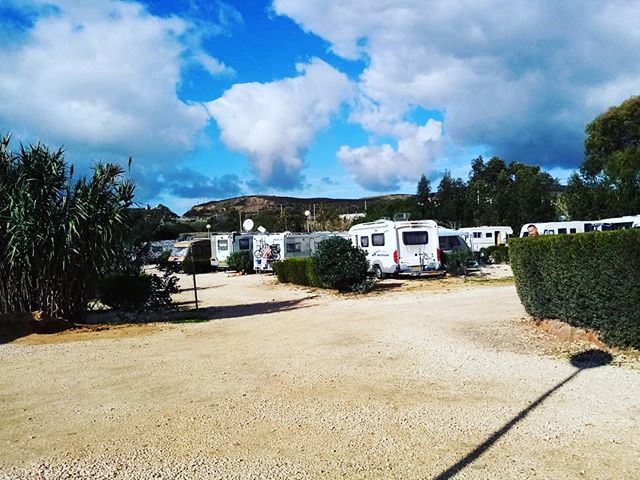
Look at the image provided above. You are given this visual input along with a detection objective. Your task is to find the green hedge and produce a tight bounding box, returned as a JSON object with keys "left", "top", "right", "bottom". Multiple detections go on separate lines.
{"left": 273, "top": 258, "right": 319, "bottom": 287}
{"left": 510, "top": 229, "right": 640, "bottom": 348}
{"left": 227, "top": 251, "right": 254, "bottom": 273}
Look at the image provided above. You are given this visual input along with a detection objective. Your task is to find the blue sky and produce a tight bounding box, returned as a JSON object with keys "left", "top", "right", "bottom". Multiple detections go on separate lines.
{"left": 1, "top": 0, "right": 639, "bottom": 214}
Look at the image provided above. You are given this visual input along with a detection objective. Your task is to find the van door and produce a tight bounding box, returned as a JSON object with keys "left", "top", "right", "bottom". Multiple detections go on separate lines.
{"left": 397, "top": 225, "right": 437, "bottom": 271}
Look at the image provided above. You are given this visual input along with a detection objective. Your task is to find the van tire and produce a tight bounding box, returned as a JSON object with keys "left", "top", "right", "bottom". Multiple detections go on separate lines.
{"left": 372, "top": 265, "right": 385, "bottom": 279}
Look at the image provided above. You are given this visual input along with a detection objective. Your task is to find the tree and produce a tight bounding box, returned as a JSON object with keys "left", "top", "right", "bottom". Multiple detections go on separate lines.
{"left": 0, "top": 136, "right": 135, "bottom": 322}
{"left": 434, "top": 171, "right": 469, "bottom": 228}
{"left": 416, "top": 174, "right": 435, "bottom": 219}
{"left": 564, "top": 95, "right": 640, "bottom": 218}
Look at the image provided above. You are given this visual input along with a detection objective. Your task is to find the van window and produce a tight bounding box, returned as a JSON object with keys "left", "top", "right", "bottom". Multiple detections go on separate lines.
{"left": 485, "top": 232, "right": 493, "bottom": 238}
{"left": 439, "top": 235, "right": 463, "bottom": 251}
{"left": 238, "top": 238, "right": 250, "bottom": 250}
{"left": 544, "top": 229, "right": 555, "bottom": 235}
{"left": 403, "top": 231, "right": 428, "bottom": 245}
{"left": 473, "top": 232, "right": 482, "bottom": 238}
{"left": 286, "top": 242, "right": 302, "bottom": 253}
{"left": 360, "top": 236, "right": 369, "bottom": 247}
{"left": 570, "top": 228, "right": 576, "bottom": 234}
{"left": 558, "top": 228, "right": 567, "bottom": 234}
{"left": 217, "top": 239, "right": 229, "bottom": 251}
{"left": 372, "top": 233, "right": 385, "bottom": 246}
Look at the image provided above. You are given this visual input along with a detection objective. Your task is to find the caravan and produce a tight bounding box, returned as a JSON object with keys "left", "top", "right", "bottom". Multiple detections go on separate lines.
{"left": 457, "top": 226, "right": 513, "bottom": 251}
{"left": 519, "top": 221, "right": 586, "bottom": 237}
{"left": 252, "top": 232, "right": 333, "bottom": 272}
{"left": 348, "top": 219, "right": 442, "bottom": 277}
{"left": 210, "top": 232, "right": 257, "bottom": 269}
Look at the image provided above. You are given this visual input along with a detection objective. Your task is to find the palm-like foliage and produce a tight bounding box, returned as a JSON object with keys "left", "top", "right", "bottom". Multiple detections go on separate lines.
{"left": 0, "top": 135, "right": 135, "bottom": 321}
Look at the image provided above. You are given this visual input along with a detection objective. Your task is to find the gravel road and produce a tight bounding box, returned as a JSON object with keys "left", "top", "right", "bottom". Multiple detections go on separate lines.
{"left": 0, "top": 273, "right": 638, "bottom": 479}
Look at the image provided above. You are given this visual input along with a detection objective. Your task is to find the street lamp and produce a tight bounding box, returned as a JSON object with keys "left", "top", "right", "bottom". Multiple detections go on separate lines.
{"left": 304, "top": 210, "right": 311, "bottom": 233}
{"left": 206, "top": 223, "right": 211, "bottom": 240}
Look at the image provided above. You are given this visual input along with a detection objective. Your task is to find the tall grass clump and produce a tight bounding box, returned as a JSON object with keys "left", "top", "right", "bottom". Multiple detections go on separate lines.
{"left": 0, "top": 135, "right": 135, "bottom": 322}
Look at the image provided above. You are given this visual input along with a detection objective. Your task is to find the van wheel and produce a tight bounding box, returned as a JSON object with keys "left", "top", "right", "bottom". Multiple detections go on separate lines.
{"left": 372, "top": 265, "right": 385, "bottom": 279}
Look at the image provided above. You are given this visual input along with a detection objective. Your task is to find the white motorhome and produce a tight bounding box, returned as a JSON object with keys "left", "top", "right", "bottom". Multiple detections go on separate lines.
{"left": 584, "top": 215, "right": 640, "bottom": 232}
{"left": 457, "top": 226, "right": 513, "bottom": 251}
{"left": 519, "top": 221, "right": 586, "bottom": 237}
{"left": 252, "top": 232, "right": 333, "bottom": 272}
{"left": 210, "top": 232, "right": 257, "bottom": 269}
{"left": 349, "top": 219, "right": 442, "bottom": 278}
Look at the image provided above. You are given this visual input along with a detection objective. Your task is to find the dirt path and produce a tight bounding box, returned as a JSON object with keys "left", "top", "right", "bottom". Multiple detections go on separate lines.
{"left": 0, "top": 273, "right": 638, "bottom": 479}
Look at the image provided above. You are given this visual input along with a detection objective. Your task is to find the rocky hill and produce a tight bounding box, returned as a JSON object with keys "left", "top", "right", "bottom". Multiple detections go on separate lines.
{"left": 183, "top": 194, "right": 413, "bottom": 218}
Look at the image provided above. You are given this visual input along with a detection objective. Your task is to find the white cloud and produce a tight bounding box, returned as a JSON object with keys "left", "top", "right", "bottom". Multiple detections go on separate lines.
{"left": 338, "top": 119, "right": 442, "bottom": 190}
{"left": 0, "top": 0, "right": 230, "bottom": 162}
{"left": 275, "top": 0, "right": 640, "bottom": 170}
{"left": 194, "top": 52, "right": 235, "bottom": 77}
{"left": 206, "top": 59, "right": 353, "bottom": 188}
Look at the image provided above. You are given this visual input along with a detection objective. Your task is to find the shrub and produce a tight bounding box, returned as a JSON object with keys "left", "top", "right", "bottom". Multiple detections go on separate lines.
{"left": 273, "top": 258, "right": 318, "bottom": 286}
{"left": 182, "top": 257, "right": 212, "bottom": 274}
{"left": 510, "top": 229, "right": 640, "bottom": 348}
{"left": 312, "top": 237, "right": 368, "bottom": 292}
{"left": 442, "top": 249, "right": 476, "bottom": 276}
{"left": 485, "top": 244, "right": 509, "bottom": 264}
{"left": 98, "top": 274, "right": 152, "bottom": 311}
{"left": 227, "top": 251, "right": 254, "bottom": 273}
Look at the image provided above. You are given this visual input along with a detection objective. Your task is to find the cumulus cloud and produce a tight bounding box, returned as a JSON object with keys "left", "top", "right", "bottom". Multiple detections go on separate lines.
{"left": 0, "top": 0, "right": 232, "bottom": 162}
{"left": 338, "top": 119, "right": 442, "bottom": 190}
{"left": 275, "top": 0, "right": 640, "bottom": 170}
{"left": 206, "top": 59, "right": 353, "bottom": 188}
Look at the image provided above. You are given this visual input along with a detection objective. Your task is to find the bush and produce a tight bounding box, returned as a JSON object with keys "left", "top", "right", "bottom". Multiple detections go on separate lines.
{"left": 273, "top": 258, "right": 318, "bottom": 286}
{"left": 98, "top": 274, "right": 152, "bottom": 311}
{"left": 182, "top": 257, "right": 212, "bottom": 274}
{"left": 510, "top": 229, "right": 640, "bottom": 348}
{"left": 484, "top": 244, "right": 510, "bottom": 264}
{"left": 312, "top": 237, "right": 369, "bottom": 292}
{"left": 442, "top": 249, "right": 476, "bottom": 276}
{"left": 227, "top": 251, "right": 254, "bottom": 273}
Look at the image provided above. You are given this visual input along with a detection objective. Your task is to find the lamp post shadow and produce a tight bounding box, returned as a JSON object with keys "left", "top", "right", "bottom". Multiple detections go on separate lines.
{"left": 433, "top": 349, "right": 613, "bottom": 480}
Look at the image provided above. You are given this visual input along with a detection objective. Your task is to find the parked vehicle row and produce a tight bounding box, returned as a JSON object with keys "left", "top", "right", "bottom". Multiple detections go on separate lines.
{"left": 518, "top": 214, "right": 640, "bottom": 237}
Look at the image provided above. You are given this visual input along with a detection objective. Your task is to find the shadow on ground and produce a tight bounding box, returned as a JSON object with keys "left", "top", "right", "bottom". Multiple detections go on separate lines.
{"left": 433, "top": 349, "right": 613, "bottom": 480}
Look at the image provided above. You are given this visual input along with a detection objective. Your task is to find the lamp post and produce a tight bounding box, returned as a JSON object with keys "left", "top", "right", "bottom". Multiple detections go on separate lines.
{"left": 304, "top": 210, "right": 311, "bottom": 233}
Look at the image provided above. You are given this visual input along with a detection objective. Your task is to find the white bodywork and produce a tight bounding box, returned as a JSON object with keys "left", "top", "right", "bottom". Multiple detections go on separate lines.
{"left": 458, "top": 226, "right": 513, "bottom": 251}
{"left": 519, "top": 221, "right": 586, "bottom": 237}
{"left": 519, "top": 215, "right": 640, "bottom": 237}
{"left": 210, "top": 232, "right": 257, "bottom": 269}
{"left": 349, "top": 220, "right": 441, "bottom": 276}
{"left": 252, "top": 232, "right": 334, "bottom": 272}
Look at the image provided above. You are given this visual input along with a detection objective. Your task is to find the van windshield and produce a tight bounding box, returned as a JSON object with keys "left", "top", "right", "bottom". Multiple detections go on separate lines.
{"left": 403, "top": 231, "right": 428, "bottom": 245}
{"left": 170, "top": 246, "right": 189, "bottom": 257}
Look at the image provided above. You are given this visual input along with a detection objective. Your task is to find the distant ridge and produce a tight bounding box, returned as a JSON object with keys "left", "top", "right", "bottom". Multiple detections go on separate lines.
{"left": 183, "top": 194, "right": 413, "bottom": 218}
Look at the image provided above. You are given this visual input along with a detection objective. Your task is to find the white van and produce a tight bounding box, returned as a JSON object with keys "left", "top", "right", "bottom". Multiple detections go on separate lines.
{"left": 252, "top": 232, "right": 332, "bottom": 272}
{"left": 349, "top": 219, "right": 441, "bottom": 278}
{"left": 457, "top": 226, "right": 513, "bottom": 251}
{"left": 437, "top": 227, "right": 472, "bottom": 253}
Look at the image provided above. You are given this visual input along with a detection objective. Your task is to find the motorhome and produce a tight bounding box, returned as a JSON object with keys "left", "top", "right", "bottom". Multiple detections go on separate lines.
{"left": 168, "top": 238, "right": 211, "bottom": 265}
{"left": 210, "top": 232, "right": 256, "bottom": 269}
{"left": 519, "top": 215, "right": 640, "bottom": 237}
{"left": 349, "top": 219, "right": 442, "bottom": 278}
{"left": 252, "top": 232, "right": 334, "bottom": 273}
{"left": 457, "top": 226, "right": 513, "bottom": 251}
{"left": 519, "top": 221, "right": 586, "bottom": 237}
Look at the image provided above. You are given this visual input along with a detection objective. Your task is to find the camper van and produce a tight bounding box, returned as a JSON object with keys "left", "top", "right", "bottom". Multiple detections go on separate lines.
{"left": 252, "top": 232, "right": 333, "bottom": 273}
{"left": 437, "top": 228, "right": 472, "bottom": 253}
{"left": 584, "top": 215, "right": 640, "bottom": 232}
{"left": 457, "top": 226, "right": 513, "bottom": 251}
{"left": 349, "top": 219, "right": 442, "bottom": 277}
{"left": 210, "top": 232, "right": 256, "bottom": 269}
{"left": 168, "top": 238, "right": 211, "bottom": 266}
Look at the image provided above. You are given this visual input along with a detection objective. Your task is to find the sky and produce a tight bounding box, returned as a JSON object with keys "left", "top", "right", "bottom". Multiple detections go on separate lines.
{"left": 1, "top": 0, "right": 639, "bottom": 214}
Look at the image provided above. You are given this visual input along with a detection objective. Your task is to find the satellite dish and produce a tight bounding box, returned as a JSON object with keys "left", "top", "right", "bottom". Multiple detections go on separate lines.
{"left": 257, "top": 226, "right": 267, "bottom": 233}
{"left": 242, "top": 218, "right": 254, "bottom": 231}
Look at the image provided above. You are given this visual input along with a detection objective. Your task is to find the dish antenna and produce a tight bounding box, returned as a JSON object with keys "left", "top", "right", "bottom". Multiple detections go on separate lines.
{"left": 242, "top": 218, "right": 254, "bottom": 232}
{"left": 257, "top": 225, "right": 267, "bottom": 233}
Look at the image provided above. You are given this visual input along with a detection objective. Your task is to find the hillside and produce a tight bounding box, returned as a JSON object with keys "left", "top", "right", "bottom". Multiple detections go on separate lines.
{"left": 183, "top": 194, "right": 413, "bottom": 218}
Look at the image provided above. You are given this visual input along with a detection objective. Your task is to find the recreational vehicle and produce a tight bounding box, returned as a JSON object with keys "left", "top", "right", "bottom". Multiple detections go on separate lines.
{"left": 457, "top": 226, "right": 513, "bottom": 251}
{"left": 519, "top": 221, "right": 586, "bottom": 237}
{"left": 584, "top": 215, "right": 640, "bottom": 232}
{"left": 437, "top": 228, "right": 472, "bottom": 253}
{"left": 209, "top": 232, "right": 257, "bottom": 269}
{"left": 349, "top": 219, "right": 442, "bottom": 278}
{"left": 168, "top": 238, "right": 211, "bottom": 265}
{"left": 252, "top": 232, "right": 333, "bottom": 272}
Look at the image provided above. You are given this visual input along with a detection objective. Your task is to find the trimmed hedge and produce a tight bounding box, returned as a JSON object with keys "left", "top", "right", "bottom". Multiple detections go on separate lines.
{"left": 273, "top": 258, "right": 319, "bottom": 287}
{"left": 510, "top": 229, "right": 640, "bottom": 348}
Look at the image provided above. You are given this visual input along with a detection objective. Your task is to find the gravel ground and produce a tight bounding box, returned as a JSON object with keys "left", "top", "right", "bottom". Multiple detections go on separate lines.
{"left": 0, "top": 273, "right": 638, "bottom": 479}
